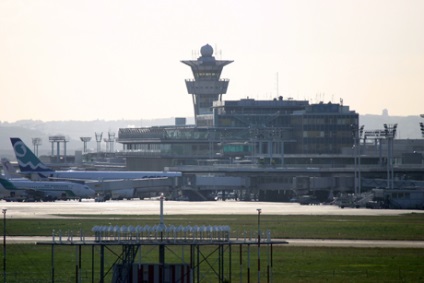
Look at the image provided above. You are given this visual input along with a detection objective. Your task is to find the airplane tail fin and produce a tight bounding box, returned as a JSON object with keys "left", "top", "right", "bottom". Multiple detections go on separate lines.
{"left": 1, "top": 158, "right": 21, "bottom": 179}
{"left": 10, "top": 138, "right": 54, "bottom": 174}
{"left": 0, "top": 175, "right": 18, "bottom": 190}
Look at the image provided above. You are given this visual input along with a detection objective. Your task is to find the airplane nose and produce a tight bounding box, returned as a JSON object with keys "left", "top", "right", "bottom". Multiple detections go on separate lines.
{"left": 84, "top": 186, "right": 96, "bottom": 198}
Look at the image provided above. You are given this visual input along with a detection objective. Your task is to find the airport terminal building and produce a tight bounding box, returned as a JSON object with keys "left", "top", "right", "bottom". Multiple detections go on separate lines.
{"left": 118, "top": 44, "right": 359, "bottom": 169}
{"left": 116, "top": 44, "right": 424, "bottom": 203}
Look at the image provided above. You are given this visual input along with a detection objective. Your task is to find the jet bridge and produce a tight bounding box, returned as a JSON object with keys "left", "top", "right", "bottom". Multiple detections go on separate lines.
{"left": 193, "top": 175, "right": 250, "bottom": 189}
{"left": 89, "top": 177, "right": 178, "bottom": 199}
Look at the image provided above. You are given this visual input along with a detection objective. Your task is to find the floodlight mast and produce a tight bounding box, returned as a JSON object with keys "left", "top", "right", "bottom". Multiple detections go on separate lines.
{"left": 49, "top": 135, "right": 69, "bottom": 163}
{"left": 95, "top": 132, "right": 103, "bottom": 153}
{"left": 383, "top": 124, "right": 397, "bottom": 189}
{"left": 103, "top": 132, "right": 116, "bottom": 153}
{"left": 32, "top": 138, "right": 42, "bottom": 156}
{"left": 80, "top": 137, "right": 92, "bottom": 153}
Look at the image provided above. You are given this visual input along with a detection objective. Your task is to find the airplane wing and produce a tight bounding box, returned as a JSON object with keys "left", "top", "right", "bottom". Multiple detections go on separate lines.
{"left": 82, "top": 177, "right": 172, "bottom": 191}
{"left": 44, "top": 177, "right": 88, "bottom": 184}
{"left": 33, "top": 176, "right": 174, "bottom": 195}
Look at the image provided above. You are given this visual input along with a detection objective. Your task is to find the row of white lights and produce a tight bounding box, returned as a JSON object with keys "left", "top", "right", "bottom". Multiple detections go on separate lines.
{"left": 91, "top": 224, "right": 231, "bottom": 243}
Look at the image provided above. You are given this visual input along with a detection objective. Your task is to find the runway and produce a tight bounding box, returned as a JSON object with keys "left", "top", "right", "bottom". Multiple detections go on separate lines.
{"left": 5, "top": 237, "right": 424, "bottom": 248}
{"left": 1, "top": 199, "right": 423, "bottom": 219}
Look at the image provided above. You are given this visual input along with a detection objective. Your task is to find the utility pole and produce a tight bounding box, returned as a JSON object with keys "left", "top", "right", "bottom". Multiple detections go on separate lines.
{"left": 3, "top": 209, "right": 7, "bottom": 283}
{"left": 257, "top": 208, "right": 262, "bottom": 283}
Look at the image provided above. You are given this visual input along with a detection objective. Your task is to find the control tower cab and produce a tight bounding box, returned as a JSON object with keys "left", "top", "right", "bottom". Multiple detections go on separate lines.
{"left": 182, "top": 44, "right": 233, "bottom": 126}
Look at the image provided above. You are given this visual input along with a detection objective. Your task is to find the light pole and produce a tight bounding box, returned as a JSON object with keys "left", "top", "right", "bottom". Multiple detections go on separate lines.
{"left": 2, "top": 208, "right": 7, "bottom": 283}
{"left": 257, "top": 208, "right": 262, "bottom": 241}
{"left": 257, "top": 208, "right": 262, "bottom": 283}
{"left": 351, "top": 124, "right": 364, "bottom": 195}
{"left": 384, "top": 124, "right": 397, "bottom": 189}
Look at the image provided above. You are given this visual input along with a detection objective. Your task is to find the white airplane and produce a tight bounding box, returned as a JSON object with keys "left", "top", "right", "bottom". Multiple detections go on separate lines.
{"left": 3, "top": 155, "right": 137, "bottom": 199}
{"left": 0, "top": 175, "right": 95, "bottom": 201}
{"left": 10, "top": 137, "right": 181, "bottom": 199}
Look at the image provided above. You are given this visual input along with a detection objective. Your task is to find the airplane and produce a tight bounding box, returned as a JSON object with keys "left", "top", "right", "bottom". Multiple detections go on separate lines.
{"left": 3, "top": 152, "right": 135, "bottom": 199}
{"left": 0, "top": 175, "right": 96, "bottom": 201}
{"left": 10, "top": 137, "right": 182, "bottom": 199}
{"left": 1, "top": 157, "right": 25, "bottom": 179}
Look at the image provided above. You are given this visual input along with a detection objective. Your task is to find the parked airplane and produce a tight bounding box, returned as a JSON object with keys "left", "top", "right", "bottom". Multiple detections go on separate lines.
{"left": 0, "top": 176, "right": 95, "bottom": 201}
{"left": 1, "top": 157, "right": 24, "bottom": 179}
{"left": 10, "top": 138, "right": 181, "bottom": 199}
{"left": 3, "top": 153, "right": 137, "bottom": 199}
{"left": 11, "top": 138, "right": 181, "bottom": 179}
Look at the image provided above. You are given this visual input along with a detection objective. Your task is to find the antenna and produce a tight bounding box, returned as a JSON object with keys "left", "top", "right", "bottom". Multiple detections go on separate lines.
{"left": 276, "top": 72, "right": 279, "bottom": 98}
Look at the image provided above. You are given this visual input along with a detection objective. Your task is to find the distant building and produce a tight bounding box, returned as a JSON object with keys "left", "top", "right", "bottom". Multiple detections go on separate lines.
{"left": 382, "top": 109, "right": 389, "bottom": 116}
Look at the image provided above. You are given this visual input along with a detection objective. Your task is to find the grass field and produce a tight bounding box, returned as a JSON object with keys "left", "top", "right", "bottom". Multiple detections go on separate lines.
{"left": 2, "top": 213, "right": 424, "bottom": 282}
{"left": 5, "top": 213, "right": 424, "bottom": 240}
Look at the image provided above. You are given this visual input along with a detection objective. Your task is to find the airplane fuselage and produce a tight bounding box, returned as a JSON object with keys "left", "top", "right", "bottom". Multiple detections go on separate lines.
{"left": 41, "top": 170, "right": 182, "bottom": 180}
{"left": 0, "top": 179, "right": 95, "bottom": 198}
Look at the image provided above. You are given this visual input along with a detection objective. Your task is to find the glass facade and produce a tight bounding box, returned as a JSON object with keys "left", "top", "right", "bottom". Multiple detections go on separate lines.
{"left": 118, "top": 99, "right": 358, "bottom": 162}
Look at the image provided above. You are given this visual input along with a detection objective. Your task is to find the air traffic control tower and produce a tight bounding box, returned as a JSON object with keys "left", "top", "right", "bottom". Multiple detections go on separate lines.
{"left": 182, "top": 44, "right": 233, "bottom": 127}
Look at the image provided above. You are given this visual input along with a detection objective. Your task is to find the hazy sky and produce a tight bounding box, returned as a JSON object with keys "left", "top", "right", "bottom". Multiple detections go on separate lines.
{"left": 1, "top": 0, "right": 423, "bottom": 122}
